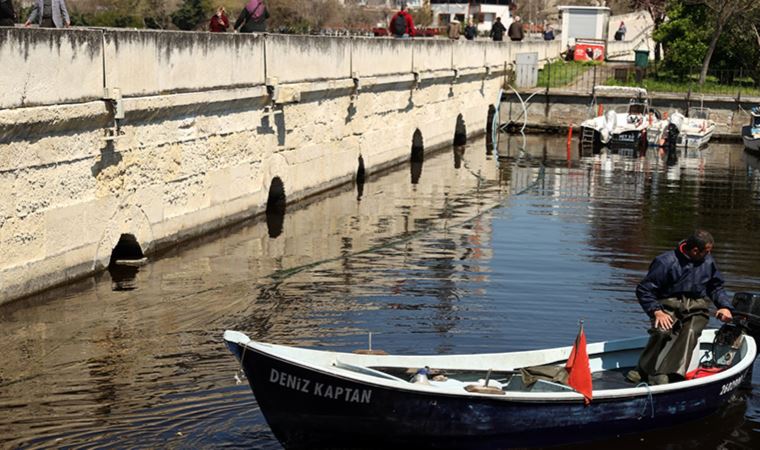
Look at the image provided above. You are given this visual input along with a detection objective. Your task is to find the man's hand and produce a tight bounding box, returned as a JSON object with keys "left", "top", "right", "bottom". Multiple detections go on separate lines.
{"left": 716, "top": 308, "right": 733, "bottom": 323}
{"left": 653, "top": 309, "right": 674, "bottom": 330}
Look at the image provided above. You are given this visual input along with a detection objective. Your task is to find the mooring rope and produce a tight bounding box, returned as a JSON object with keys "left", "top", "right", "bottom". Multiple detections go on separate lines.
{"left": 636, "top": 382, "right": 655, "bottom": 419}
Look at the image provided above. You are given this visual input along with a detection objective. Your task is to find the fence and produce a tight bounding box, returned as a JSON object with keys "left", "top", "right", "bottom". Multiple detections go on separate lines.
{"left": 533, "top": 62, "right": 760, "bottom": 99}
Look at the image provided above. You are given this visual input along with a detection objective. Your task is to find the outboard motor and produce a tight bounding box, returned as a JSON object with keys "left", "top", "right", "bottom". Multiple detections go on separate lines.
{"left": 662, "top": 112, "right": 683, "bottom": 158}
{"left": 733, "top": 292, "right": 760, "bottom": 336}
{"left": 731, "top": 292, "right": 760, "bottom": 388}
{"left": 687, "top": 293, "right": 760, "bottom": 383}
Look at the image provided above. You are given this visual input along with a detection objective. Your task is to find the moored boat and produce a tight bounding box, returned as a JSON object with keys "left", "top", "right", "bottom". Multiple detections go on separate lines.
{"left": 224, "top": 324, "right": 756, "bottom": 449}
{"left": 649, "top": 108, "right": 716, "bottom": 149}
{"left": 742, "top": 106, "right": 760, "bottom": 153}
{"left": 579, "top": 86, "right": 657, "bottom": 151}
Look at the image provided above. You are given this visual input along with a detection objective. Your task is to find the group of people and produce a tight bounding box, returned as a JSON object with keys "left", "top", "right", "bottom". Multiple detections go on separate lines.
{"left": 5, "top": 1, "right": 568, "bottom": 44}
{"left": 389, "top": 4, "right": 543, "bottom": 43}
{"left": 488, "top": 16, "right": 524, "bottom": 42}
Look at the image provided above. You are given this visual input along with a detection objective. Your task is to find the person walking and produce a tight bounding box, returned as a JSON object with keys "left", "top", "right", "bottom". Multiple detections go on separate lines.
{"left": 24, "top": 0, "right": 70, "bottom": 28}
{"left": 0, "top": 0, "right": 16, "bottom": 26}
{"left": 615, "top": 21, "right": 626, "bottom": 41}
{"left": 447, "top": 19, "right": 460, "bottom": 40}
{"left": 234, "top": 0, "right": 268, "bottom": 33}
{"left": 389, "top": 2, "right": 415, "bottom": 38}
{"left": 543, "top": 24, "right": 555, "bottom": 41}
{"left": 209, "top": 6, "right": 229, "bottom": 32}
{"left": 489, "top": 17, "right": 506, "bottom": 42}
{"left": 626, "top": 229, "right": 734, "bottom": 385}
{"left": 508, "top": 15, "right": 524, "bottom": 42}
{"left": 463, "top": 19, "right": 477, "bottom": 41}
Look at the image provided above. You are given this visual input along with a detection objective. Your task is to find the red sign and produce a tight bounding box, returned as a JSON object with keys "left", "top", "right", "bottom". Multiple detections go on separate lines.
{"left": 574, "top": 43, "right": 605, "bottom": 62}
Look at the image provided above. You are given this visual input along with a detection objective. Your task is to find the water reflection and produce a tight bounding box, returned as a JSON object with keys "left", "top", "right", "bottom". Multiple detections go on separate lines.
{"left": 453, "top": 144, "right": 465, "bottom": 169}
{"left": 1, "top": 135, "right": 759, "bottom": 449}
{"left": 107, "top": 264, "right": 140, "bottom": 291}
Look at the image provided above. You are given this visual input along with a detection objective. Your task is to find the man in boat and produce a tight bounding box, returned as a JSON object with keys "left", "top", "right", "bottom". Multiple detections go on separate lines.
{"left": 627, "top": 229, "right": 734, "bottom": 385}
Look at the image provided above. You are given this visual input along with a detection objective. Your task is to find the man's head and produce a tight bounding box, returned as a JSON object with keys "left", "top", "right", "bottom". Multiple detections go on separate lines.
{"left": 683, "top": 229, "right": 714, "bottom": 262}
{"left": 496, "top": 17, "right": 501, "bottom": 22}
{"left": 400, "top": 2, "right": 407, "bottom": 11}
{"left": 515, "top": 16, "right": 521, "bottom": 22}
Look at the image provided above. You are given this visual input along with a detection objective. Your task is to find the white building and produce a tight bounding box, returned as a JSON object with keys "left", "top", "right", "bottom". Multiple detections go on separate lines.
{"left": 558, "top": 5, "right": 610, "bottom": 50}
{"left": 430, "top": 1, "right": 513, "bottom": 34}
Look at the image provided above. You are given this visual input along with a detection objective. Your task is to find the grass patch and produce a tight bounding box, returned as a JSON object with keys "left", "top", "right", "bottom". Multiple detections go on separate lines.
{"left": 603, "top": 72, "right": 760, "bottom": 97}
{"left": 537, "top": 60, "right": 597, "bottom": 88}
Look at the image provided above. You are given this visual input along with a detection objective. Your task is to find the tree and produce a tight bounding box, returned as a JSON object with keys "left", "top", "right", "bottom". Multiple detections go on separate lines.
{"left": 410, "top": 3, "right": 432, "bottom": 27}
{"left": 697, "top": 0, "right": 758, "bottom": 85}
{"left": 171, "top": 0, "right": 212, "bottom": 31}
{"left": 653, "top": 2, "right": 709, "bottom": 75}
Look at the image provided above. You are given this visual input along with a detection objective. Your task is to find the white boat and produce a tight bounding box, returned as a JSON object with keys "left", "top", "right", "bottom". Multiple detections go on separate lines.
{"left": 742, "top": 106, "right": 760, "bottom": 153}
{"left": 579, "top": 86, "right": 656, "bottom": 151}
{"left": 224, "top": 324, "right": 756, "bottom": 449}
{"left": 649, "top": 108, "right": 716, "bottom": 149}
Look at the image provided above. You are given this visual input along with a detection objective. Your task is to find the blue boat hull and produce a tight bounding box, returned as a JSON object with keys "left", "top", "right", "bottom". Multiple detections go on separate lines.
{"left": 225, "top": 340, "right": 751, "bottom": 449}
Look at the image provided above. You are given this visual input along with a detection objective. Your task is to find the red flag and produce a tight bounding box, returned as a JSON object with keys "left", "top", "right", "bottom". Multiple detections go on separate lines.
{"left": 565, "top": 324, "right": 593, "bottom": 404}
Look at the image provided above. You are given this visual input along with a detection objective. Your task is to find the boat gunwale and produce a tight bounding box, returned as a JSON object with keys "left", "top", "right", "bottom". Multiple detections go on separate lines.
{"left": 225, "top": 330, "right": 756, "bottom": 403}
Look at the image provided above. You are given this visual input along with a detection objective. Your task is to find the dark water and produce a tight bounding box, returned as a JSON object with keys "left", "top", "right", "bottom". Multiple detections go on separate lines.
{"left": 2, "top": 133, "right": 760, "bottom": 449}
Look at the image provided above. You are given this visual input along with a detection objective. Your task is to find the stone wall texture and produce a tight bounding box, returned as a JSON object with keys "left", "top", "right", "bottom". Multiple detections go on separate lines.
{"left": 0, "top": 28, "right": 561, "bottom": 305}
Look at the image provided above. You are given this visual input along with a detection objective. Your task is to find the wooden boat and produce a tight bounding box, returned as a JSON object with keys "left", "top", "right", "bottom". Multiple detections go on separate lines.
{"left": 224, "top": 328, "right": 756, "bottom": 449}
{"left": 579, "top": 86, "right": 655, "bottom": 151}
{"left": 742, "top": 106, "right": 760, "bottom": 153}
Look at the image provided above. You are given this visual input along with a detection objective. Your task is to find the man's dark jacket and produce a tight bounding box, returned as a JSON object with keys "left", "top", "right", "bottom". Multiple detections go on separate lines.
{"left": 0, "top": 0, "right": 16, "bottom": 26}
{"left": 490, "top": 21, "right": 506, "bottom": 41}
{"left": 636, "top": 244, "right": 733, "bottom": 317}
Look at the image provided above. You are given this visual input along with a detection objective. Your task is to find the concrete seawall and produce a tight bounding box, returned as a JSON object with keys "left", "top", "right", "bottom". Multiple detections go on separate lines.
{"left": 502, "top": 90, "right": 758, "bottom": 138}
{"left": 0, "top": 28, "right": 562, "bottom": 305}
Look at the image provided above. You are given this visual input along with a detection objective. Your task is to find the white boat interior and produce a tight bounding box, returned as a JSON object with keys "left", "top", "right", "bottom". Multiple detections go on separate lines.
{"left": 225, "top": 329, "right": 756, "bottom": 402}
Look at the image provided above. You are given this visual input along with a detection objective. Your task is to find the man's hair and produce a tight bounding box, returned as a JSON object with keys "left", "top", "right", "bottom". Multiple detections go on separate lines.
{"left": 684, "top": 229, "right": 714, "bottom": 251}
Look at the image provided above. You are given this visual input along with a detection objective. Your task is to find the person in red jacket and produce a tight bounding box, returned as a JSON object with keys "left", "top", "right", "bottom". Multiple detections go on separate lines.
{"left": 209, "top": 6, "right": 229, "bottom": 32}
{"left": 389, "top": 2, "right": 415, "bottom": 38}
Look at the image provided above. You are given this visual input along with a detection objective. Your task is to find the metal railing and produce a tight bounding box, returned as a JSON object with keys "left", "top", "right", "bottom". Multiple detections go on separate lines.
{"left": 534, "top": 62, "right": 760, "bottom": 99}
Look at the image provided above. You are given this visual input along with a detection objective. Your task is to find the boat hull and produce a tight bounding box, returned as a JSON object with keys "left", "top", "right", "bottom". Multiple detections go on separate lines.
{"left": 226, "top": 339, "right": 751, "bottom": 449}
{"left": 743, "top": 126, "right": 760, "bottom": 152}
{"left": 609, "top": 129, "right": 644, "bottom": 148}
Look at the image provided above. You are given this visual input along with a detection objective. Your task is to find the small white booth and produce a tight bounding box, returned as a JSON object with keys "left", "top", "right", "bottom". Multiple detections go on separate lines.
{"left": 558, "top": 6, "right": 610, "bottom": 50}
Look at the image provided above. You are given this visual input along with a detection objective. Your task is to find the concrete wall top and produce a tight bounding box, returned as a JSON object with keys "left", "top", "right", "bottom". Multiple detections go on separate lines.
{"left": 350, "top": 37, "right": 413, "bottom": 78}
{"left": 484, "top": 42, "right": 512, "bottom": 68}
{"left": 104, "top": 30, "right": 266, "bottom": 98}
{"left": 452, "top": 41, "right": 486, "bottom": 70}
{"left": 412, "top": 39, "right": 453, "bottom": 73}
{"left": 266, "top": 35, "right": 351, "bottom": 83}
{"left": 0, "top": 28, "right": 104, "bottom": 109}
{"left": 0, "top": 29, "right": 563, "bottom": 109}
